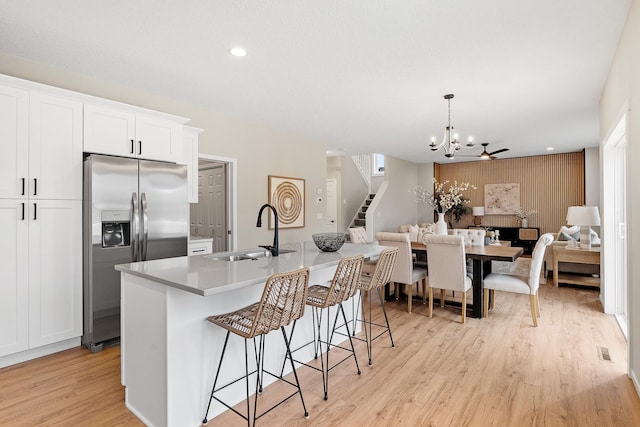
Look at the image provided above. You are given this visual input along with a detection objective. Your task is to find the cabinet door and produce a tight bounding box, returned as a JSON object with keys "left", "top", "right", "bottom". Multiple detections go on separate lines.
{"left": 182, "top": 127, "right": 200, "bottom": 203}
{"left": 29, "top": 94, "right": 83, "bottom": 200}
{"left": 84, "top": 104, "right": 136, "bottom": 157}
{"left": 136, "top": 115, "right": 182, "bottom": 162}
{"left": 0, "top": 200, "right": 29, "bottom": 357}
{"left": 28, "top": 200, "right": 82, "bottom": 348}
{"left": 0, "top": 86, "right": 29, "bottom": 199}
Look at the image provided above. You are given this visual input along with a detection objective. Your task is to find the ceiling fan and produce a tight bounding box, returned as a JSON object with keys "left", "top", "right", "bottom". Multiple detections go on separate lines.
{"left": 459, "top": 143, "right": 509, "bottom": 160}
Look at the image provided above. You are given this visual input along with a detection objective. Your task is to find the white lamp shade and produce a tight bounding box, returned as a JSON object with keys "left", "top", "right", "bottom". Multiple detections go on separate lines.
{"left": 472, "top": 206, "right": 485, "bottom": 216}
{"left": 566, "top": 206, "right": 600, "bottom": 226}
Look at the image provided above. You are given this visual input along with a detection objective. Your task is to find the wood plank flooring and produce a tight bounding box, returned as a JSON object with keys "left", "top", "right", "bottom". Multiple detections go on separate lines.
{"left": 1, "top": 284, "right": 639, "bottom": 426}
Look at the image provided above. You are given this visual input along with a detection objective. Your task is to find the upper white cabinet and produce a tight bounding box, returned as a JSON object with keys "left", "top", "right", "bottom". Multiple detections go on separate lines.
{"left": 0, "top": 86, "right": 29, "bottom": 199}
{"left": 84, "top": 104, "right": 183, "bottom": 163}
{"left": 182, "top": 126, "right": 202, "bottom": 203}
{"left": 29, "top": 94, "right": 83, "bottom": 200}
{"left": 0, "top": 87, "right": 82, "bottom": 200}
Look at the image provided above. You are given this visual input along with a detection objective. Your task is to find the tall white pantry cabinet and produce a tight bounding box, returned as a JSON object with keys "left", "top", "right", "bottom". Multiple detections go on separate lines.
{"left": 0, "top": 84, "right": 83, "bottom": 365}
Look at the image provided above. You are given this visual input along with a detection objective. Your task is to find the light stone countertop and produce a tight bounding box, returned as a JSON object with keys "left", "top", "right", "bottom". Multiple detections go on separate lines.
{"left": 115, "top": 241, "right": 386, "bottom": 296}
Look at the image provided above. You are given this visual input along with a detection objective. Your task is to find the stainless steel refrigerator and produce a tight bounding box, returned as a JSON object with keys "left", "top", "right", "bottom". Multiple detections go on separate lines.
{"left": 82, "top": 154, "right": 187, "bottom": 352}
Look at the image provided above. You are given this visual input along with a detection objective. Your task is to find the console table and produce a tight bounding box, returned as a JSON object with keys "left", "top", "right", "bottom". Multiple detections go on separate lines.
{"left": 474, "top": 226, "right": 540, "bottom": 255}
{"left": 552, "top": 246, "right": 601, "bottom": 288}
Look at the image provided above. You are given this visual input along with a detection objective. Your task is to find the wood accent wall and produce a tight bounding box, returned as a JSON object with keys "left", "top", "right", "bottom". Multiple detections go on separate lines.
{"left": 435, "top": 151, "right": 585, "bottom": 234}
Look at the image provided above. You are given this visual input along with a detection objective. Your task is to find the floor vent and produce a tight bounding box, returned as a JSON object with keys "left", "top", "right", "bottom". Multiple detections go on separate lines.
{"left": 598, "top": 346, "right": 612, "bottom": 362}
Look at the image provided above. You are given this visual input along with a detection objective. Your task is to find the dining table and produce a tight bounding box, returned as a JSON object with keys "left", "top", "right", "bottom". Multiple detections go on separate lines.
{"left": 410, "top": 241, "right": 524, "bottom": 318}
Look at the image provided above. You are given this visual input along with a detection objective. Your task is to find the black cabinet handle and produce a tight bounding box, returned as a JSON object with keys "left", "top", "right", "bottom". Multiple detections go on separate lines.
{"left": 130, "top": 139, "right": 135, "bottom": 154}
{"left": 33, "top": 203, "right": 37, "bottom": 220}
{"left": 21, "top": 178, "right": 25, "bottom": 195}
{"left": 192, "top": 249, "right": 206, "bottom": 253}
{"left": 138, "top": 140, "right": 142, "bottom": 155}
{"left": 33, "top": 178, "right": 37, "bottom": 196}
{"left": 21, "top": 203, "right": 25, "bottom": 220}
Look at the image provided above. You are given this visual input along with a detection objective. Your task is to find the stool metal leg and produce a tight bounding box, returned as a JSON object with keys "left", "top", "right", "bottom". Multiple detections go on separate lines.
{"left": 203, "top": 330, "right": 231, "bottom": 424}
{"left": 339, "top": 303, "right": 361, "bottom": 376}
{"left": 378, "top": 287, "right": 395, "bottom": 348}
{"left": 281, "top": 326, "right": 309, "bottom": 418}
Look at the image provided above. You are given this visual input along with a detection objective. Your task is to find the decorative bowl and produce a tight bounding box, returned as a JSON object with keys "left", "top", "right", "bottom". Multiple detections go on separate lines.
{"left": 312, "top": 232, "right": 347, "bottom": 252}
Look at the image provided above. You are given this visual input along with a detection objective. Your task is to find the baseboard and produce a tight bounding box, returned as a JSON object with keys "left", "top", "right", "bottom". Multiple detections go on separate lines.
{"left": 0, "top": 337, "right": 80, "bottom": 369}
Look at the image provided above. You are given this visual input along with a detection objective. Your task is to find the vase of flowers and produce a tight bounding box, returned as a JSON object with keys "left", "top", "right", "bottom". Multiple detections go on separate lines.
{"left": 514, "top": 207, "right": 536, "bottom": 228}
{"left": 411, "top": 179, "right": 476, "bottom": 234}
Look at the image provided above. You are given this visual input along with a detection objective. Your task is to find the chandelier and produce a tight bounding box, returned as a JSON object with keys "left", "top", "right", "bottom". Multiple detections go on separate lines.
{"left": 429, "top": 93, "right": 474, "bottom": 159}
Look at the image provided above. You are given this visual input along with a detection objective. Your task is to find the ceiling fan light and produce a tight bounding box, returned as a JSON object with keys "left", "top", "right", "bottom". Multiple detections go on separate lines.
{"left": 480, "top": 152, "right": 491, "bottom": 160}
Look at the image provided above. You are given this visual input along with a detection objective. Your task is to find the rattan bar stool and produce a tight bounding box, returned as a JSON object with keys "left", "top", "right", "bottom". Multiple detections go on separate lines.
{"left": 353, "top": 247, "right": 398, "bottom": 366}
{"left": 202, "top": 267, "right": 310, "bottom": 426}
{"left": 284, "top": 255, "right": 364, "bottom": 401}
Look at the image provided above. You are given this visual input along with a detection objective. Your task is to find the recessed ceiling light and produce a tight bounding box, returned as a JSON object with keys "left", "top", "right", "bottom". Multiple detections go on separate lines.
{"left": 229, "top": 47, "right": 247, "bottom": 57}
{"left": 546, "top": 147, "right": 554, "bottom": 151}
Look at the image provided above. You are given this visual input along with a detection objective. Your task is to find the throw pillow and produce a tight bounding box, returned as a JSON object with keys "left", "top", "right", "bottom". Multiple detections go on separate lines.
{"left": 408, "top": 224, "right": 419, "bottom": 242}
{"left": 558, "top": 225, "right": 580, "bottom": 241}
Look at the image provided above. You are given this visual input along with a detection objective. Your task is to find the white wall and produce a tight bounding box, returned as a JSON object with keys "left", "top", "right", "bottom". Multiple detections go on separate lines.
{"left": 599, "top": 0, "right": 639, "bottom": 394}
{"left": 369, "top": 155, "right": 419, "bottom": 235}
{"left": 585, "top": 147, "right": 600, "bottom": 206}
{"left": 417, "top": 163, "right": 436, "bottom": 224}
{"left": 0, "top": 54, "right": 328, "bottom": 249}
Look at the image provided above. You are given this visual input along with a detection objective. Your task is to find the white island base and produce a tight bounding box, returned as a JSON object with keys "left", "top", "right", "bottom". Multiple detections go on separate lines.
{"left": 118, "top": 242, "right": 386, "bottom": 427}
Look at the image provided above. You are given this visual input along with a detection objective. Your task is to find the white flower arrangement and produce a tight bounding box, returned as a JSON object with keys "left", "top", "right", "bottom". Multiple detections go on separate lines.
{"left": 514, "top": 207, "right": 536, "bottom": 219}
{"left": 410, "top": 179, "right": 476, "bottom": 214}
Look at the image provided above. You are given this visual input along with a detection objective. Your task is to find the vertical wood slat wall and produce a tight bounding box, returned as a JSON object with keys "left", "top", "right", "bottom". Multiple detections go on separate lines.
{"left": 434, "top": 151, "right": 585, "bottom": 234}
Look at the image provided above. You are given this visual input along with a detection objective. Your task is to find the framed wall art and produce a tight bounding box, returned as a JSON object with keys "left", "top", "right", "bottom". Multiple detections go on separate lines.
{"left": 268, "top": 175, "right": 305, "bottom": 229}
{"left": 484, "top": 183, "right": 520, "bottom": 215}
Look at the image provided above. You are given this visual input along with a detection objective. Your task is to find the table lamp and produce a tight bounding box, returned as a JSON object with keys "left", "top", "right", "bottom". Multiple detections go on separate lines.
{"left": 472, "top": 206, "right": 485, "bottom": 226}
{"left": 566, "top": 206, "right": 600, "bottom": 249}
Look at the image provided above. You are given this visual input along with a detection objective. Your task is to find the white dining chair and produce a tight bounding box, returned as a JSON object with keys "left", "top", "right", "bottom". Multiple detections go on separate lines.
{"left": 375, "top": 232, "right": 427, "bottom": 313}
{"left": 482, "top": 233, "right": 554, "bottom": 326}
{"left": 422, "top": 234, "right": 472, "bottom": 323}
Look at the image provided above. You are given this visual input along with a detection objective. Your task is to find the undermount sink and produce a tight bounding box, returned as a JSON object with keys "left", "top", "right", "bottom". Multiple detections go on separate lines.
{"left": 207, "top": 248, "right": 296, "bottom": 261}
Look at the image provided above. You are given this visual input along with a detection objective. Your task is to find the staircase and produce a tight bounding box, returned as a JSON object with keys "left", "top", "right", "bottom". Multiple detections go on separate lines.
{"left": 352, "top": 193, "right": 375, "bottom": 228}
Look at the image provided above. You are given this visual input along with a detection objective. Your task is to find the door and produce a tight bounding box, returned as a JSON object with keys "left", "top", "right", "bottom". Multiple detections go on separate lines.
{"left": 193, "top": 163, "right": 228, "bottom": 252}
{"left": 84, "top": 155, "right": 138, "bottom": 345}
{"left": 84, "top": 104, "right": 136, "bottom": 158}
{"left": 139, "top": 160, "right": 188, "bottom": 261}
{"left": 326, "top": 179, "right": 338, "bottom": 232}
{"left": 29, "top": 200, "right": 82, "bottom": 348}
{"left": 29, "top": 93, "right": 83, "bottom": 200}
{"left": 0, "top": 200, "right": 28, "bottom": 357}
{"left": 0, "top": 85, "right": 28, "bottom": 199}
{"left": 135, "top": 115, "right": 182, "bottom": 162}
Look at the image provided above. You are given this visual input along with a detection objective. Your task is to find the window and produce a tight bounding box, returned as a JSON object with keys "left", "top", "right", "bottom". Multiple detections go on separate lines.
{"left": 372, "top": 153, "right": 384, "bottom": 176}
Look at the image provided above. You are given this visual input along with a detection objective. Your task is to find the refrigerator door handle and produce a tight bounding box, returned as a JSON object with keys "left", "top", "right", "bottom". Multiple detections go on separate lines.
{"left": 132, "top": 192, "right": 139, "bottom": 261}
{"left": 141, "top": 192, "right": 148, "bottom": 261}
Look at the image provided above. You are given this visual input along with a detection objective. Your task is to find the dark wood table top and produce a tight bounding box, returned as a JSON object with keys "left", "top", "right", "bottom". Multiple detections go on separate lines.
{"left": 410, "top": 241, "right": 523, "bottom": 262}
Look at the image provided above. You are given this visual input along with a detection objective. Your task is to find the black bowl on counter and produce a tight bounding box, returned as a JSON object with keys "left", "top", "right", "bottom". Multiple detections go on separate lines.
{"left": 312, "top": 232, "right": 347, "bottom": 252}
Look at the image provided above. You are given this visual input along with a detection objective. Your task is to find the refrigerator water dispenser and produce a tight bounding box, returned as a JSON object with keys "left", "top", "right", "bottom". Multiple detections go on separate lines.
{"left": 101, "top": 210, "right": 130, "bottom": 248}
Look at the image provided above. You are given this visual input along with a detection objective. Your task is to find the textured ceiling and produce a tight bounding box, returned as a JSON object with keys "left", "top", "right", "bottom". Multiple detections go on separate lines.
{"left": 0, "top": 1, "right": 631, "bottom": 163}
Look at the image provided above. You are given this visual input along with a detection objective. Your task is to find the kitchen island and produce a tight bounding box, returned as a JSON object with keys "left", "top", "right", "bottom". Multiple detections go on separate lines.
{"left": 115, "top": 241, "right": 386, "bottom": 427}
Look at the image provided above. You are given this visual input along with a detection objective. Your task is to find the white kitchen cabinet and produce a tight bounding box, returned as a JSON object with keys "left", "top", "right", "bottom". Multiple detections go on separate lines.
{"left": 0, "top": 200, "right": 82, "bottom": 360}
{"left": 182, "top": 126, "right": 202, "bottom": 203}
{"left": 0, "top": 200, "right": 29, "bottom": 357}
{"left": 0, "top": 87, "right": 82, "bottom": 200}
{"left": 0, "top": 85, "right": 29, "bottom": 199}
{"left": 0, "top": 200, "right": 81, "bottom": 358}
{"left": 84, "top": 104, "right": 183, "bottom": 162}
{"left": 188, "top": 239, "right": 212, "bottom": 256}
{"left": 29, "top": 93, "right": 83, "bottom": 200}
{"left": 28, "top": 200, "right": 82, "bottom": 348}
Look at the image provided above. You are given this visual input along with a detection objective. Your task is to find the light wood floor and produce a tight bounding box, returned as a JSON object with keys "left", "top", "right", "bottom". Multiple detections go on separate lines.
{"left": 1, "top": 284, "right": 639, "bottom": 426}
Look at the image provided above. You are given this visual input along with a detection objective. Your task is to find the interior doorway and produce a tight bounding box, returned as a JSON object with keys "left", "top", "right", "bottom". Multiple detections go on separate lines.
{"left": 326, "top": 179, "right": 337, "bottom": 232}
{"left": 602, "top": 113, "right": 628, "bottom": 337}
{"left": 189, "top": 154, "right": 237, "bottom": 252}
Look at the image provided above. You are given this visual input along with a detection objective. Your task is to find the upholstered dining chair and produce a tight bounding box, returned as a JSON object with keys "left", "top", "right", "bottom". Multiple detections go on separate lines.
{"left": 422, "top": 234, "right": 472, "bottom": 323}
{"left": 375, "top": 232, "right": 427, "bottom": 313}
{"left": 482, "top": 233, "right": 554, "bottom": 327}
